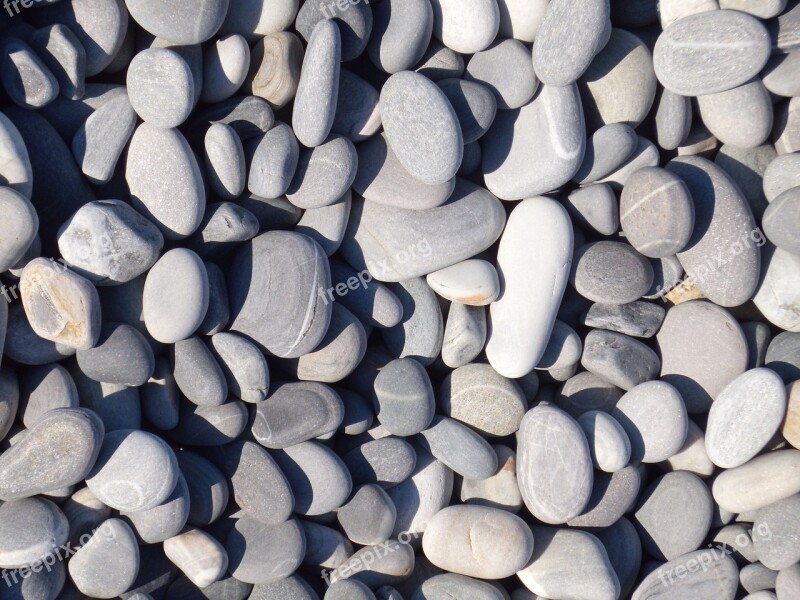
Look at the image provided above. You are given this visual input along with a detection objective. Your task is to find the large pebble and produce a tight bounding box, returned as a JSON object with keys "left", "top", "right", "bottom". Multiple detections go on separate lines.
{"left": 577, "top": 411, "right": 631, "bottom": 472}
{"left": 202, "top": 34, "right": 250, "bottom": 104}
{"left": 0, "top": 187, "right": 38, "bottom": 273}
{"left": 517, "top": 403, "right": 593, "bottom": 524}
{"left": 581, "top": 329, "right": 661, "bottom": 391}
{"left": 76, "top": 323, "right": 154, "bottom": 386}
{"left": 418, "top": 415, "right": 498, "bottom": 480}
{"left": 697, "top": 79, "right": 773, "bottom": 150}
{"left": 382, "top": 278, "right": 444, "bottom": 366}
{"left": 226, "top": 516, "right": 304, "bottom": 585}
{"left": 343, "top": 437, "right": 417, "bottom": 489}
{"left": 127, "top": 48, "right": 195, "bottom": 128}
{"left": 253, "top": 382, "right": 342, "bottom": 448}
{"left": 247, "top": 121, "right": 299, "bottom": 199}
{"left": 68, "top": 518, "right": 139, "bottom": 598}
{"left": 713, "top": 450, "right": 800, "bottom": 513}
{"left": 368, "top": 0, "right": 432, "bottom": 74}
{"left": 429, "top": 0, "right": 499, "bottom": 54}
{"left": 164, "top": 528, "right": 228, "bottom": 589}
{"left": 653, "top": 9, "right": 771, "bottom": 96}
{"left": 582, "top": 301, "right": 666, "bottom": 339}
{"left": 466, "top": 39, "right": 536, "bottom": 110}
{"left": 486, "top": 197, "right": 573, "bottom": 378}
{"left": 245, "top": 31, "right": 303, "bottom": 109}
{"left": 286, "top": 135, "right": 357, "bottom": 209}
{"left": 753, "top": 494, "right": 800, "bottom": 571}
{"left": 124, "top": 0, "right": 228, "bottom": 44}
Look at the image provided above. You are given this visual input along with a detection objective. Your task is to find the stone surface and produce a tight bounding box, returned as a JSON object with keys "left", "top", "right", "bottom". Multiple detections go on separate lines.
{"left": 123, "top": 472, "right": 190, "bottom": 544}
{"left": 332, "top": 69, "right": 381, "bottom": 142}
{"left": 202, "top": 34, "right": 250, "bottom": 104}
{"left": 568, "top": 466, "right": 642, "bottom": 529}
{"left": 337, "top": 484, "right": 396, "bottom": 546}
{"left": 556, "top": 371, "right": 624, "bottom": 418}
{"left": 286, "top": 135, "right": 357, "bottom": 209}
{"left": 127, "top": 48, "right": 194, "bottom": 128}
{"left": 763, "top": 51, "right": 800, "bottom": 98}
{"left": 437, "top": 78, "right": 497, "bottom": 145}
{"left": 171, "top": 336, "right": 228, "bottom": 407}
{"left": 631, "top": 549, "right": 738, "bottom": 600}
{"left": 582, "top": 301, "right": 665, "bottom": 339}
{"left": 578, "top": 411, "right": 631, "bottom": 473}
{"left": 654, "top": 88, "right": 692, "bottom": 151}
{"left": 753, "top": 494, "right": 800, "bottom": 571}
{"left": 466, "top": 39, "right": 536, "bottom": 110}
{"left": 124, "top": 0, "right": 228, "bottom": 45}
{"left": 368, "top": 0, "right": 433, "bottom": 74}
{"left": 653, "top": 9, "right": 771, "bottom": 96}
{"left": 73, "top": 93, "right": 137, "bottom": 185}
{"left": 164, "top": 528, "right": 228, "bottom": 589}
{"left": 373, "top": 358, "right": 435, "bottom": 437}
{"left": 382, "top": 278, "right": 444, "bottom": 367}
{"left": 563, "top": 184, "right": 619, "bottom": 236}
{"left": 697, "top": 79, "right": 773, "bottom": 150}
{"left": 460, "top": 445, "right": 523, "bottom": 513}
{"left": 204, "top": 123, "right": 246, "bottom": 200}
{"left": 713, "top": 450, "right": 800, "bottom": 513}
{"left": 225, "top": 516, "right": 305, "bottom": 585}
{"left": 441, "top": 302, "right": 486, "bottom": 368}
{"left": 415, "top": 41, "right": 465, "bottom": 80}
{"left": 768, "top": 332, "right": 800, "bottom": 382}
{"left": 570, "top": 241, "right": 654, "bottom": 304}
{"left": 715, "top": 143, "right": 776, "bottom": 220}
{"left": 0, "top": 36, "right": 59, "bottom": 109}
{"left": 574, "top": 123, "right": 638, "bottom": 185}
{"left": 343, "top": 437, "right": 417, "bottom": 489}
{"left": 418, "top": 415, "right": 498, "bottom": 480}
{"left": 764, "top": 187, "right": 800, "bottom": 256}
{"left": 774, "top": 97, "right": 800, "bottom": 155}
{"left": 77, "top": 323, "right": 154, "bottom": 386}
{"left": 754, "top": 245, "right": 800, "bottom": 333}
{"left": 17, "top": 364, "right": 79, "bottom": 428}
{"left": 246, "top": 31, "right": 303, "bottom": 109}
{"left": 412, "top": 574, "right": 505, "bottom": 600}
{"left": 295, "top": 191, "right": 351, "bottom": 257}
{"left": 0, "top": 187, "right": 38, "bottom": 273}
{"left": 581, "top": 329, "right": 661, "bottom": 391}
{"left": 426, "top": 259, "right": 499, "bottom": 306}
{"left": 68, "top": 518, "right": 139, "bottom": 599}
{"left": 429, "top": 0, "right": 499, "bottom": 54}
{"left": 247, "top": 121, "right": 299, "bottom": 199}
{"left": 0, "top": 112, "right": 33, "bottom": 200}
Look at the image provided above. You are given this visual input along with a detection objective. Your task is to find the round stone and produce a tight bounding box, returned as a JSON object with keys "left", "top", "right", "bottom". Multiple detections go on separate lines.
{"left": 556, "top": 371, "right": 624, "bottom": 418}
{"left": 567, "top": 466, "right": 642, "bottom": 528}
{"left": 380, "top": 71, "right": 462, "bottom": 185}
{"left": 577, "top": 411, "right": 631, "bottom": 473}
{"left": 620, "top": 167, "right": 695, "bottom": 258}
{"left": 764, "top": 187, "right": 800, "bottom": 256}
{"left": 86, "top": 429, "right": 179, "bottom": 512}
{"left": 0, "top": 187, "right": 37, "bottom": 273}
{"left": 337, "top": 484, "right": 396, "bottom": 546}
{"left": 613, "top": 380, "right": 689, "bottom": 464}
{"left": 574, "top": 123, "right": 638, "bottom": 185}
{"left": 76, "top": 323, "right": 154, "bottom": 387}
{"left": 0, "top": 497, "right": 68, "bottom": 570}
{"left": 124, "top": 0, "right": 229, "bottom": 44}
{"left": 570, "top": 241, "right": 654, "bottom": 304}
{"left": 418, "top": 415, "right": 498, "bottom": 480}
{"left": 467, "top": 39, "right": 537, "bottom": 109}
{"left": 706, "top": 368, "right": 787, "bottom": 469}
{"left": 226, "top": 516, "right": 305, "bottom": 585}
{"left": 653, "top": 9, "right": 771, "bottom": 96}
{"left": 143, "top": 248, "right": 209, "bottom": 344}
{"left": 429, "top": 0, "right": 499, "bottom": 54}
{"left": 286, "top": 135, "right": 358, "bottom": 209}
{"left": 202, "top": 34, "right": 250, "bottom": 104}
{"left": 517, "top": 403, "right": 593, "bottom": 524}
{"left": 422, "top": 505, "right": 533, "bottom": 579}
{"left": 368, "top": 0, "right": 433, "bottom": 74}
{"left": 127, "top": 48, "right": 195, "bottom": 128}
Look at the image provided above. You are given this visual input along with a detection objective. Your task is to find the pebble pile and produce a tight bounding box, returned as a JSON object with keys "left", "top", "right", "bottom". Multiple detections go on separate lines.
{"left": 0, "top": 0, "right": 798, "bottom": 599}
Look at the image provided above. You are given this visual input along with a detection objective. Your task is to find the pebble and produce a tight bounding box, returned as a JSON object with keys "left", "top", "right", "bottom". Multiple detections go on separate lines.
{"left": 371, "top": 357, "right": 434, "bottom": 436}
{"left": 20, "top": 258, "right": 102, "bottom": 350}
{"left": 517, "top": 403, "right": 593, "bottom": 524}
{"left": 71, "top": 368, "right": 142, "bottom": 433}
{"left": 140, "top": 357, "right": 179, "bottom": 431}
{"left": 715, "top": 144, "right": 776, "bottom": 220}
{"left": 483, "top": 84, "right": 585, "bottom": 200}
{"left": 0, "top": 187, "right": 38, "bottom": 273}
{"left": 18, "top": 364, "right": 78, "bottom": 427}
{"left": 342, "top": 181, "right": 505, "bottom": 282}
{"left": 58, "top": 199, "right": 163, "bottom": 286}
{"left": 582, "top": 301, "right": 665, "bottom": 339}
{"left": 343, "top": 437, "right": 417, "bottom": 489}
{"left": 296, "top": 0, "right": 372, "bottom": 61}
{"left": 533, "top": 0, "right": 609, "bottom": 86}
{"left": 252, "top": 575, "right": 322, "bottom": 599}
{"left": 189, "top": 95, "right": 275, "bottom": 142}
{"left": 246, "top": 31, "right": 302, "bottom": 109}
{"left": 292, "top": 20, "right": 341, "bottom": 148}
{"left": 574, "top": 123, "right": 638, "bottom": 184}
{"left": 713, "top": 450, "right": 800, "bottom": 513}
{"left": 426, "top": 260, "right": 499, "bottom": 306}
{"left": 581, "top": 329, "right": 661, "bottom": 391}
{"left": 418, "top": 415, "right": 498, "bottom": 480}
{"left": 466, "top": 39, "right": 536, "bottom": 110}
{"left": 124, "top": 0, "right": 227, "bottom": 44}
{"left": 127, "top": 48, "right": 194, "bottom": 128}
{"left": 578, "top": 28, "right": 657, "bottom": 130}
{"left": 368, "top": 0, "right": 433, "bottom": 73}
{"left": 29, "top": 23, "right": 86, "bottom": 102}
{"left": 337, "top": 484, "right": 396, "bottom": 546}
{"left": 3, "top": 304, "right": 76, "bottom": 366}
{"left": 126, "top": 124, "right": 206, "bottom": 240}
{"left": 429, "top": 0, "right": 499, "bottom": 54}
{"left": 697, "top": 79, "right": 773, "bottom": 150}
{"left": 219, "top": 0, "right": 298, "bottom": 41}
{"left": 568, "top": 466, "right": 642, "bottom": 529}
{"left": 556, "top": 371, "right": 624, "bottom": 417}
{"left": 436, "top": 78, "right": 497, "bottom": 144}
{"left": 295, "top": 191, "right": 351, "bottom": 256}
{"left": 597, "top": 136, "right": 661, "bottom": 190}
{"left": 381, "top": 71, "right": 462, "bottom": 185}
{"left": 286, "top": 135, "right": 357, "bottom": 209}
{"left": 77, "top": 323, "right": 154, "bottom": 386}
{"left": 537, "top": 320, "right": 582, "bottom": 371}
{"left": 382, "top": 278, "right": 444, "bottom": 366}
{"left": 767, "top": 332, "right": 800, "bottom": 382}
{"left": 764, "top": 187, "right": 800, "bottom": 256}
{"left": 517, "top": 527, "right": 620, "bottom": 600}
{"left": 333, "top": 69, "right": 382, "bottom": 143}
{"left": 68, "top": 518, "right": 139, "bottom": 598}
{"left": 171, "top": 337, "right": 228, "bottom": 407}
{"left": 754, "top": 245, "right": 800, "bottom": 333}
{"left": 657, "top": 300, "right": 749, "bottom": 413}
{"left": 123, "top": 472, "right": 190, "bottom": 544}
{"left": 441, "top": 303, "right": 487, "bottom": 368}
{"left": 620, "top": 166, "right": 695, "bottom": 259}
{"left": 774, "top": 97, "right": 800, "bottom": 155}
{"left": 204, "top": 123, "right": 247, "bottom": 200}
{"left": 326, "top": 580, "right": 376, "bottom": 600}
{"left": 660, "top": 0, "right": 719, "bottom": 28}
{"left": 225, "top": 516, "right": 305, "bottom": 585}
{"left": 634, "top": 471, "right": 713, "bottom": 560}
{"left": 563, "top": 184, "right": 619, "bottom": 236}
{"left": 654, "top": 88, "right": 692, "bottom": 151}
{"left": 354, "top": 133, "right": 455, "bottom": 210}
{"left": 415, "top": 40, "right": 465, "bottom": 80}
{"left": 706, "top": 369, "right": 787, "bottom": 468}
{"left": 177, "top": 452, "right": 229, "bottom": 530}
{"left": 578, "top": 411, "right": 631, "bottom": 473}
{"left": 329, "top": 539, "right": 415, "bottom": 587}
{"left": 247, "top": 121, "right": 300, "bottom": 199}
{"left": 193, "top": 204, "right": 259, "bottom": 257}
{"left": 328, "top": 258, "right": 404, "bottom": 329}
{"left": 460, "top": 445, "right": 523, "bottom": 513}
{"left": 423, "top": 505, "right": 533, "bottom": 579}
{"left": 413, "top": 574, "right": 505, "bottom": 600}
{"left": 228, "top": 231, "right": 331, "bottom": 358}
{"left": 631, "top": 548, "right": 738, "bottom": 599}
{"left": 143, "top": 248, "right": 209, "bottom": 344}
{"left": 753, "top": 494, "right": 800, "bottom": 570}
{"left": 206, "top": 333, "right": 269, "bottom": 403}
{"left": 613, "top": 380, "right": 688, "bottom": 463}
{"left": 164, "top": 527, "right": 228, "bottom": 589}
{"left": 571, "top": 241, "right": 654, "bottom": 304}
{"left": 486, "top": 197, "right": 573, "bottom": 378}
{"left": 653, "top": 9, "right": 772, "bottom": 96}
{"left": 0, "top": 112, "right": 33, "bottom": 200}
{"left": 0, "top": 36, "right": 60, "bottom": 108}
{"left": 86, "top": 429, "right": 179, "bottom": 512}
{"left": 763, "top": 51, "right": 800, "bottom": 98}
{"left": 202, "top": 34, "right": 250, "bottom": 104}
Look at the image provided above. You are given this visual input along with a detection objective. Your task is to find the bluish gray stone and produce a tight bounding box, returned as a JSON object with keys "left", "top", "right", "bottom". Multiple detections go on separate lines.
{"left": 418, "top": 416, "right": 498, "bottom": 480}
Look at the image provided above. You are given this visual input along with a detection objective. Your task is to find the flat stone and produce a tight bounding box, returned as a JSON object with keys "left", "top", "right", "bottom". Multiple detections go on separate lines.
{"left": 0, "top": 112, "right": 33, "bottom": 200}
{"left": 0, "top": 187, "right": 37, "bottom": 273}
{"left": 441, "top": 303, "right": 486, "bottom": 368}
{"left": 171, "top": 336, "right": 228, "bottom": 407}
{"left": 246, "top": 31, "right": 302, "bottom": 109}
{"left": 571, "top": 241, "right": 654, "bottom": 304}
{"left": 613, "top": 380, "right": 688, "bottom": 464}
{"left": 582, "top": 301, "right": 665, "bottom": 338}
{"left": 368, "top": 0, "right": 433, "bottom": 73}
{"left": 123, "top": 473, "right": 190, "bottom": 544}
{"left": 246, "top": 121, "right": 299, "bottom": 199}
{"left": 620, "top": 166, "right": 695, "bottom": 259}
{"left": 423, "top": 505, "right": 533, "bottom": 579}
{"left": 175, "top": 451, "right": 229, "bottom": 527}
{"left": 574, "top": 123, "right": 638, "bottom": 184}
{"left": 353, "top": 133, "right": 455, "bottom": 210}
{"left": 330, "top": 539, "right": 415, "bottom": 587}
{"left": 0, "top": 37, "right": 57, "bottom": 108}
{"left": 467, "top": 39, "right": 536, "bottom": 109}
{"left": 87, "top": 429, "right": 179, "bottom": 512}
{"left": 563, "top": 184, "right": 619, "bottom": 236}
{"left": 486, "top": 198, "right": 573, "bottom": 378}
{"left": 127, "top": 48, "right": 194, "bottom": 128}
{"left": 556, "top": 371, "right": 624, "bottom": 418}
{"left": 143, "top": 249, "right": 208, "bottom": 344}
{"left": 631, "top": 549, "right": 738, "bottom": 599}
{"left": 697, "top": 79, "right": 773, "bottom": 150}
{"left": 337, "top": 484, "right": 396, "bottom": 546}
{"left": 20, "top": 258, "right": 101, "bottom": 350}
{"left": 204, "top": 123, "right": 246, "bottom": 200}
{"left": 517, "top": 527, "right": 620, "bottom": 600}
{"left": 436, "top": 78, "right": 497, "bottom": 144}
{"left": 273, "top": 441, "right": 352, "bottom": 516}
{"left": 654, "top": 88, "right": 692, "bottom": 151}
{"left": 706, "top": 368, "right": 787, "bottom": 468}
{"left": 229, "top": 231, "right": 331, "bottom": 358}
{"left": 414, "top": 40, "right": 465, "bottom": 80}
{"left": 226, "top": 516, "right": 304, "bottom": 585}
{"left": 332, "top": 68, "right": 382, "bottom": 142}
{"left": 752, "top": 494, "right": 800, "bottom": 570}
{"left": 764, "top": 187, "right": 800, "bottom": 256}
{"left": 126, "top": 124, "right": 206, "bottom": 240}
{"left": 763, "top": 51, "right": 800, "bottom": 98}
{"left": 429, "top": 0, "right": 499, "bottom": 54}
{"left": 634, "top": 471, "right": 713, "bottom": 560}
{"left": 293, "top": 20, "right": 340, "bottom": 148}
{"left": 380, "top": 71, "right": 462, "bottom": 185}
{"left": 567, "top": 466, "right": 642, "bottom": 528}
{"left": 418, "top": 416, "right": 498, "bottom": 480}
{"left": 202, "top": 34, "right": 250, "bottom": 104}
{"left": 577, "top": 411, "right": 631, "bottom": 472}
{"left": 517, "top": 403, "right": 593, "bottom": 524}
{"left": 713, "top": 450, "right": 800, "bottom": 513}
{"left": 483, "top": 84, "right": 585, "bottom": 200}
{"left": 124, "top": 0, "right": 227, "bottom": 44}
{"left": 286, "top": 135, "right": 357, "bottom": 209}
{"left": 343, "top": 437, "right": 417, "bottom": 489}
{"left": 382, "top": 279, "right": 444, "bottom": 366}
{"left": 754, "top": 245, "right": 800, "bottom": 333}
{"left": 77, "top": 323, "right": 154, "bottom": 386}
{"left": 532, "top": 0, "right": 609, "bottom": 86}
{"left": 657, "top": 300, "right": 749, "bottom": 413}
{"left": 578, "top": 28, "right": 657, "bottom": 130}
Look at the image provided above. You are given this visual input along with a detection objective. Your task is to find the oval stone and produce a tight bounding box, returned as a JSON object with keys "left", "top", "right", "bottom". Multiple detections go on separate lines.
{"left": 0, "top": 497, "right": 68, "bottom": 570}
{"left": 343, "top": 437, "right": 417, "bottom": 489}
{"left": 697, "top": 79, "right": 773, "bottom": 150}
{"left": 247, "top": 121, "right": 299, "bottom": 199}
{"left": 202, "top": 34, "right": 250, "bottom": 104}
{"left": 426, "top": 259, "right": 499, "bottom": 306}
{"left": 124, "top": 0, "right": 228, "bottom": 45}
{"left": 754, "top": 245, "right": 800, "bottom": 333}
{"left": 418, "top": 416, "right": 498, "bottom": 480}
{"left": 286, "top": 135, "right": 357, "bottom": 210}
{"left": 581, "top": 329, "right": 661, "bottom": 391}
{"left": 577, "top": 411, "right": 631, "bottom": 473}
{"left": 368, "top": 0, "right": 433, "bottom": 74}
{"left": 127, "top": 48, "right": 195, "bottom": 128}
{"left": 466, "top": 39, "right": 536, "bottom": 110}
{"left": 373, "top": 358, "right": 435, "bottom": 437}
{"left": 517, "top": 404, "right": 593, "bottom": 524}
{"left": 713, "top": 450, "right": 800, "bottom": 513}
{"left": 429, "top": 0, "right": 499, "bottom": 54}
{"left": 570, "top": 241, "right": 654, "bottom": 304}
{"left": 653, "top": 9, "right": 771, "bottom": 96}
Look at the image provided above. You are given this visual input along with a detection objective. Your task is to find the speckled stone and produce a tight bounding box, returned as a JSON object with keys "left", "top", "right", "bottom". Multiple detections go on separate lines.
{"left": 68, "top": 518, "right": 139, "bottom": 599}
{"left": 0, "top": 36, "right": 59, "bottom": 109}
{"left": 441, "top": 302, "right": 487, "bottom": 368}
{"left": 582, "top": 301, "right": 665, "bottom": 339}
{"left": 127, "top": 48, "right": 194, "bottom": 128}
{"left": 202, "top": 34, "right": 250, "bottom": 104}
{"left": 631, "top": 549, "right": 738, "bottom": 600}
{"left": 713, "top": 450, "right": 800, "bottom": 513}
{"left": 203, "top": 123, "right": 246, "bottom": 201}
{"left": 766, "top": 331, "right": 800, "bottom": 382}
{"left": 124, "top": 0, "right": 227, "bottom": 45}
{"left": 343, "top": 437, "right": 417, "bottom": 489}
{"left": 226, "top": 516, "right": 305, "bottom": 585}
{"left": 574, "top": 123, "right": 638, "bottom": 185}
{"left": 418, "top": 415, "right": 498, "bottom": 480}
{"left": 429, "top": 0, "right": 499, "bottom": 54}
{"left": 697, "top": 79, "right": 773, "bottom": 150}
{"left": 436, "top": 78, "right": 497, "bottom": 144}
{"left": 372, "top": 358, "right": 435, "bottom": 436}
{"left": 752, "top": 494, "right": 800, "bottom": 571}
{"left": 568, "top": 466, "right": 642, "bottom": 528}
{"left": 582, "top": 329, "right": 661, "bottom": 391}
{"left": 570, "top": 241, "right": 654, "bottom": 304}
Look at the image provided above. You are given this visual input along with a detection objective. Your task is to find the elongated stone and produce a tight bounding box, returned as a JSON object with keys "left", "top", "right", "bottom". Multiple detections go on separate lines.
{"left": 247, "top": 121, "right": 299, "bottom": 199}
{"left": 437, "top": 78, "right": 497, "bottom": 144}
{"left": 0, "top": 187, "right": 37, "bottom": 273}
{"left": 713, "top": 450, "right": 800, "bottom": 513}
{"left": 164, "top": 528, "right": 228, "bottom": 589}
{"left": 582, "top": 301, "right": 665, "bottom": 338}
{"left": 204, "top": 123, "right": 246, "bottom": 200}
{"left": 171, "top": 337, "right": 228, "bottom": 407}
{"left": 368, "top": 0, "right": 433, "bottom": 74}
{"left": 246, "top": 31, "right": 303, "bottom": 109}
{"left": 654, "top": 88, "right": 692, "bottom": 151}
{"left": 418, "top": 416, "right": 498, "bottom": 480}
{"left": 253, "top": 382, "right": 342, "bottom": 448}
{"left": 441, "top": 303, "right": 487, "bottom": 368}
{"left": 754, "top": 245, "right": 800, "bottom": 333}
